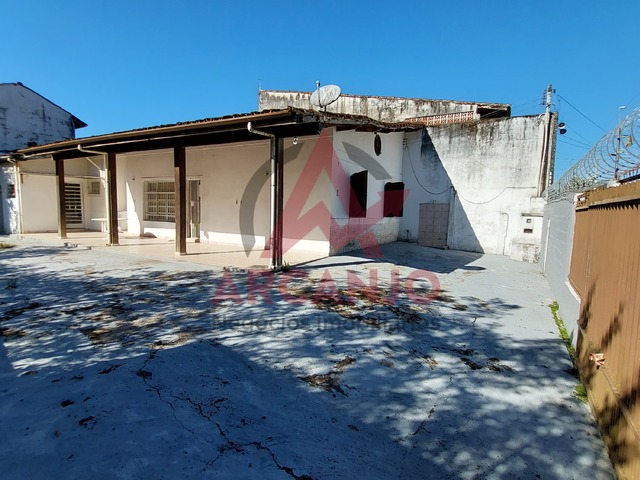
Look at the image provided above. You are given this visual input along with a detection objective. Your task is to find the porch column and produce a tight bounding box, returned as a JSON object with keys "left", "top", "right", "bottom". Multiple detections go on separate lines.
{"left": 174, "top": 145, "right": 187, "bottom": 255}
{"left": 54, "top": 156, "right": 67, "bottom": 239}
{"left": 106, "top": 152, "right": 119, "bottom": 245}
{"left": 273, "top": 137, "right": 284, "bottom": 268}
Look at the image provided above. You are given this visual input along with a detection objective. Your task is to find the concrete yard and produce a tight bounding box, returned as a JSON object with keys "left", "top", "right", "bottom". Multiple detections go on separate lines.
{"left": 0, "top": 238, "right": 613, "bottom": 479}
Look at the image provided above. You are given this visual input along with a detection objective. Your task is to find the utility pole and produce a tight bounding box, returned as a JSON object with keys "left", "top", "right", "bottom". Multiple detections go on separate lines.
{"left": 538, "top": 84, "right": 553, "bottom": 195}
{"left": 614, "top": 106, "right": 626, "bottom": 181}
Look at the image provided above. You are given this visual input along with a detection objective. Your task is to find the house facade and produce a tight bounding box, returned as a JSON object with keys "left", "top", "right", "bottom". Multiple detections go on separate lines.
{"left": 0, "top": 82, "right": 87, "bottom": 234}
{"left": 17, "top": 109, "right": 416, "bottom": 267}
{"left": 13, "top": 89, "right": 555, "bottom": 265}
{"left": 260, "top": 90, "right": 556, "bottom": 261}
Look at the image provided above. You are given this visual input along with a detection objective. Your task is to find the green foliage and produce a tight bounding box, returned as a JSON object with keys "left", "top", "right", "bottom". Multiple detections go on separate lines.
{"left": 574, "top": 384, "right": 589, "bottom": 404}
{"left": 550, "top": 301, "right": 588, "bottom": 403}
{"left": 550, "top": 301, "right": 577, "bottom": 363}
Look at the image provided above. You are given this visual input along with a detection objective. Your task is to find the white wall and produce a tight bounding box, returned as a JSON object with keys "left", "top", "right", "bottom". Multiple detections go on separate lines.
{"left": 330, "top": 129, "right": 405, "bottom": 254}
{"left": 0, "top": 84, "right": 77, "bottom": 153}
{"left": 400, "top": 116, "right": 547, "bottom": 257}
{"left": 259, "top": 90, "right": 507, "bottom": 122}
{"left": 120, "top": 130, "right": 406, "bottom": 256}
{"left": 540, "top": 197, "right": 580, "bottom": 344}
{"left": 123, "top": 143, "right": 273, "bottom": 246}
{"left": 0, "top": 165, "right": 20, "bottom": 234}
{"left": 15, "top": 157, "right": 104, "bottom": 233}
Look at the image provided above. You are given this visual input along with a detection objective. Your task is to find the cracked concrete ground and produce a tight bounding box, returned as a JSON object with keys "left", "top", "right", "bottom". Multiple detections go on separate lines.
{"left": 0, "top": 238, "right": 614, "bottom": 479}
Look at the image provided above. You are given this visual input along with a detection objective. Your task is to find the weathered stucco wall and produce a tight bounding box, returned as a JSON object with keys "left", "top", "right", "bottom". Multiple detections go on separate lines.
{"left": 259, "top": 90, "right": 507, "bottom": 123}
{"left": 330, "top": 130, "right": 404, "bottom": 254}
{"left": 540, "top": 198, "right": 580, "bottom": 344}
{"left": 0, "top": 84, "right": 77, "bottom": 153}
{"left": 400, "top": 116, "right": 546, "bottom": 257}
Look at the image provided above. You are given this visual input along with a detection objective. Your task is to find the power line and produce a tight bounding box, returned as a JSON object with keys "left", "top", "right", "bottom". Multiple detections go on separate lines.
{"left": 557, "top": 94, "right": 607, "bottom": 133}
{"left": 558, "top": 139, "right": 592, "bottom": 150}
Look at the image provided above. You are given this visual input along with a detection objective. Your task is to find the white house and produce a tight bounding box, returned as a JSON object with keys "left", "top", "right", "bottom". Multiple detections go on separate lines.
{"left": 260, "top": 90, "right": 556, "bottom": 261}
{"left": 13, "top": 88, "right": 556, "bottom": 266}
{"left": 17, "top": 109, "right": 417, "bottom": 268}
{"left": 0, "top": 82, "right": 87, "bottom": 234}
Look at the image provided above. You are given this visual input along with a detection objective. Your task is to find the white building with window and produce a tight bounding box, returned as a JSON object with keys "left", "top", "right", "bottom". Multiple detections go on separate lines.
{"left": 17, "top": 108, "right": 413, "bottom": 264}
{"left": 0, "top": 82, "right": 87, "bottom": 234}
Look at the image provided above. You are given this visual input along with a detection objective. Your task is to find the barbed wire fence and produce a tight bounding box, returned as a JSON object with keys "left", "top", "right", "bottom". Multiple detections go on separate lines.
{"left": 545, "top": 106, "right": 640, "bottom": 201}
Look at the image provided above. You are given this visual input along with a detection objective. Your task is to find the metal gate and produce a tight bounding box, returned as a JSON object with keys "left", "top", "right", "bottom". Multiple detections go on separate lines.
{"left": 64, "top": 183, "right": 83, "bottom": 227}
{"left": 418, "top": 203, "right": 449, "bottom": 248}
{"left": 569, "top": 181, "right": 640, "bottom": 479}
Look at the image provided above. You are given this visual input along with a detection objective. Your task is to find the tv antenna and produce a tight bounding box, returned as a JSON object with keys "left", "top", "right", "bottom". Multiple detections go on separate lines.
{"left": 310, "top": 81, "right": 341, "bottom": 112}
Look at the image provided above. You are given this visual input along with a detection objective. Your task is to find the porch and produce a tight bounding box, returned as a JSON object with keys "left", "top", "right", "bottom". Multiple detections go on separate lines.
{"left": 18, "top": 231, "right": 324, "bottom": 269}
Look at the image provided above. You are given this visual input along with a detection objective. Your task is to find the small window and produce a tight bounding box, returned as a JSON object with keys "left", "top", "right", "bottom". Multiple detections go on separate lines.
{"left": 524, "top": 228, "right": 534, "bottom": 234}
{"left": 374, "top": 133, "right": 382, "bottom": 156}
{"left": 349, "top": 171, "right": 368, "bottom": 218}
{"left": 383, "top": 182, "right": 405, "bottom": 217}
{"left": 87, "top": 181, "right": 101, "bottom": 196}
{"left": 6, "top": 184, "right": 16, "bottom": 198}
{"left": 144, "top": 181, "right": 176, "bottom": 222}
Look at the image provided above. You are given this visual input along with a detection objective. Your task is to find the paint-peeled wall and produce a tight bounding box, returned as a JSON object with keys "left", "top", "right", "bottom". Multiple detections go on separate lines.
{"left": 258, "top": 90, "right": 508, "bottom": 123}
{"left": 401, "top": 116, "right": 547, "bottom": 258}
{"left": 0, "top": 84, "right": 76, "bottom": 153}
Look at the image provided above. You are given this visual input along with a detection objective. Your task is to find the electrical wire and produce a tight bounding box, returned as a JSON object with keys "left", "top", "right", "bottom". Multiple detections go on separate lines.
{"left": 405, "top": 144, "right": 451, "bottom": 196}
{"left": 557, "top": 95, "right": 607, "bottom": 133}
{"left": 558, "top": 139, "right": 592, "bottom": 150}
{"left": 405, "top": 136, "right": 536, "bottom": 203}
{"left": 455, "top": 186, "right": 537, "bottom": 205}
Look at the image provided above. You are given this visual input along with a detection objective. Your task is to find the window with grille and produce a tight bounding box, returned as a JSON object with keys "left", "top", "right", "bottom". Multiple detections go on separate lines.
{"left": 64, "top": 183, "right": 83, "bottom": 225}
{"left": 87, "top": 181, "right": 101, "bottom": 195}
{"left": 144, "top": 181, "right": 175, "bottom": 222}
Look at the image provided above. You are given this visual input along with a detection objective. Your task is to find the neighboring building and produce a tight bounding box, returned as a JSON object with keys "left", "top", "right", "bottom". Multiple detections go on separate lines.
{"left": 0, "top": 82, "right": 87, "bottom": 234}
{"left": 260, "top": 90, "right": 556, "bottom": 261}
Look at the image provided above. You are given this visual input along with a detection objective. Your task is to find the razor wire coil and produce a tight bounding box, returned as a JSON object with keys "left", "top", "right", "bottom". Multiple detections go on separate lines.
{"left": 545, "top": 106, "right": 640, "bottom": 201}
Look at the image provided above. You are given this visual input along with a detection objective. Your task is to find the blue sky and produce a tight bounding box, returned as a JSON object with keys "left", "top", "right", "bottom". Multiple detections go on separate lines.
{"left": 3, "top": 0, "right": 638, "bottom": 178}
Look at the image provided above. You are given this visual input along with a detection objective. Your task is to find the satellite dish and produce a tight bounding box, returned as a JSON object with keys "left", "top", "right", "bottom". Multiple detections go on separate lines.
{"left": 310, "top": 83, "right": 341, "bottom": 109}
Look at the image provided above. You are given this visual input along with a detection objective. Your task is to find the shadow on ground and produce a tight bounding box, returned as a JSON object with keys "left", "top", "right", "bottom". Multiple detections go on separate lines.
{"left": 0, "top": 240, "right": 613, "bottom": 479}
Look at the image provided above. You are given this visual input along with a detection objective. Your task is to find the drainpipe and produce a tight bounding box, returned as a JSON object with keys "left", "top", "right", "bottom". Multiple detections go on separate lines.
{"left": 247, "top": 122, "right": 277, "bottom": 267}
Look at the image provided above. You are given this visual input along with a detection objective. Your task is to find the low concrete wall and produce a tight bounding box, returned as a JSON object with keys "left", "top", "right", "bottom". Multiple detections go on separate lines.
{"left": 540, "top": 197, "right": 580, "bottom": 344}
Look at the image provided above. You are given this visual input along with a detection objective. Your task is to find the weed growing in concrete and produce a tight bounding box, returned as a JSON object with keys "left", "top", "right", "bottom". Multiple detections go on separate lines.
{"left": 550, "top": 301, "right": 577, "bottom": 364}
{"left": 574, "top": 384, "right": 589, "bottom": 403}
{"left": 550, "top": 301, "right": 588, "bottom": 403}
